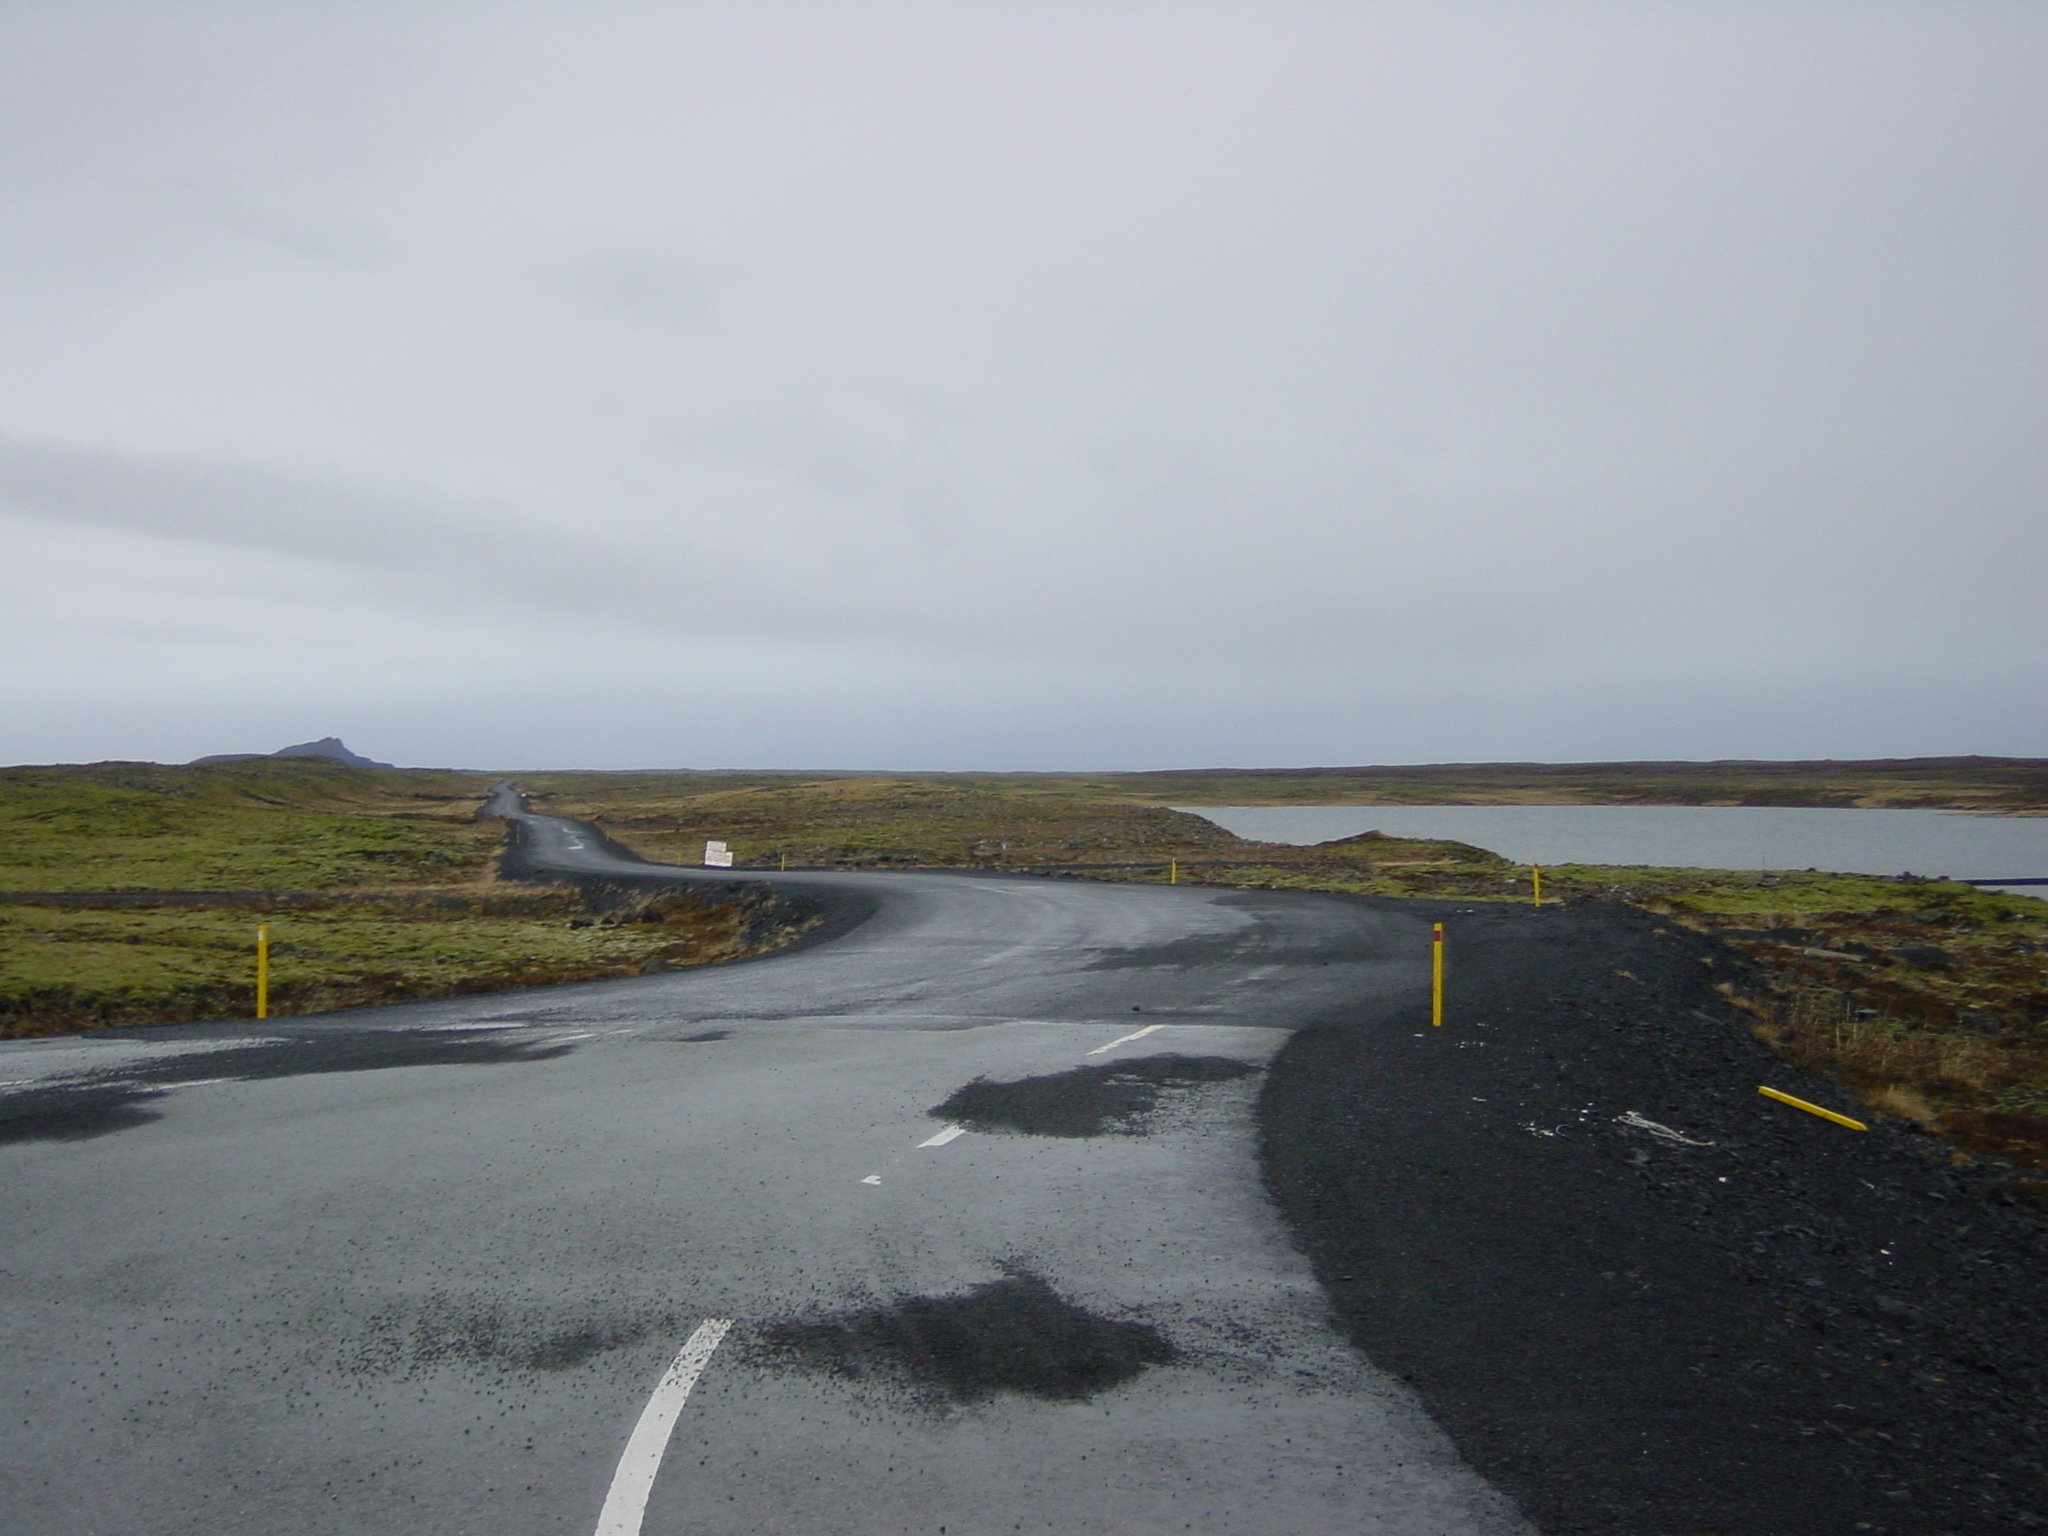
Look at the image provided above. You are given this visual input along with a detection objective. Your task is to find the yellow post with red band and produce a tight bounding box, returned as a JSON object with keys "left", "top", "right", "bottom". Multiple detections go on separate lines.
{"left": 1431, "top": 922, "right": 1444, "bottom": 1028}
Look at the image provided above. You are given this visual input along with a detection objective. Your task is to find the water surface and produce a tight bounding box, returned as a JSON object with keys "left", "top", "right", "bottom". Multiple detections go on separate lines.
{"left": 1182, "top": 804, "right": 2048, "bottom": 891}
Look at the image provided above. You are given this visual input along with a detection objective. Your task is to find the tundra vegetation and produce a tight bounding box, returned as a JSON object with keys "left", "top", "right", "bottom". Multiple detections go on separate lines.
{"left": 1077, "top": 754, "right": 2048, "bottom": 810}
{"left": 0, "top": 760, "right": 791, "bottom": 1036}
{"left": 5, "top": 755, "right": 2045, "bottom": 1172}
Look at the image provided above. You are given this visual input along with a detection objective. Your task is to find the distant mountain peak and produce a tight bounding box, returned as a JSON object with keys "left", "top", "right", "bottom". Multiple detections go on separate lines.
{"left": 191, "top": 737, "right": 394, "bottom": 769}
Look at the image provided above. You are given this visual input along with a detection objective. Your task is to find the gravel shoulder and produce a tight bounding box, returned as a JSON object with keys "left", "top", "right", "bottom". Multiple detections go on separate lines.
{"left": 1259, "top": 897, "right": 2048, "bottom": 1536}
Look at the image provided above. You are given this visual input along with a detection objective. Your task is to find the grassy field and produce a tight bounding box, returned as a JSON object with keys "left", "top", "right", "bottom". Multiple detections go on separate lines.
{"left": 0, "top": 758, "right": 503, "bottom": 890}
{"left": 1085, "top": 754, "right": 2048, "bottom": 809}
{"left": 9, "top": 757, "right": 2047, "bottom": 1169}
{"left": 518, "top": 772, "right": 1510, "bottom": 878}
{"left": 0, "top": 888, "right": 784, "bottom": 1037}
{"left": 0, "top": 760, "right": 806, "bottom": 1037}
{"left": 521, "top": 754, "right": 2048, "bottom": 812}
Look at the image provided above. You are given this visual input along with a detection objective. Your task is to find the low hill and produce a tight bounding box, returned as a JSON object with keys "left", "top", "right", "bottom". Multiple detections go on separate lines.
{"left": 192, "top": 736, "right": 393, "bottom": 769}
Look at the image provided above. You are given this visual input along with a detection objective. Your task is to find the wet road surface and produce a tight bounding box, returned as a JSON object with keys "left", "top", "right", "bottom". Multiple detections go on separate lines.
{"left": 0, "top": 791, "right": 1532, "bottom": 1536}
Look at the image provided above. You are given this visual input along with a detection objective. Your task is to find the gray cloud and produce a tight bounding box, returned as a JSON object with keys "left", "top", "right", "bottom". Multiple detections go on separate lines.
{"left": 0, "top": 1, "right": 2043, "bottom": 768}
{"left": 556, "top": 250, "right": 743, "bottom": 324}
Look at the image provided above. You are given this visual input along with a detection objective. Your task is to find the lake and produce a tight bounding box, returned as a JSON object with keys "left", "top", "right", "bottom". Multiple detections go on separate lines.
{"left": 1181, "top": 804, "right": 2048, "bottom": 893}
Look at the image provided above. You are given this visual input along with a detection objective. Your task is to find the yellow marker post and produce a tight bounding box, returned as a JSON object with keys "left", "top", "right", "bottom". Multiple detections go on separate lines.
{"left": 779, "top": 852, "right": 788, "bottom": 871}
{"left": 1532, "top": 863, "right": 1543, "bottom": 907}
{"left": 1758, "top": 1086, "right": 1868, "bottom": 1131}
{"left": 1169, "top": 858, "right": 1178, "bottom": 885}
{"left": 1431, "top": 922, "right": 1444, "bottom": 1027}
{"left": 255, "top": 925, "right": 270, "bottom": 1020}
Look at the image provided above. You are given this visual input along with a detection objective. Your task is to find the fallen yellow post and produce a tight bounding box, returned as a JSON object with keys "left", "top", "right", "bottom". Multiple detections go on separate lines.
{"left": 1759, "top": 1085, "right": 1867, "bottom": 1131}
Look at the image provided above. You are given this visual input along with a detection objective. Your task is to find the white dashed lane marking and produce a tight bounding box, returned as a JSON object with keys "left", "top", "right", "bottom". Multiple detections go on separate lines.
{"left": 918, "top": 1124, "right": 967, "bottom": 1147}
{"left": 1086, "top": 1022, "right": 1164, "bottom": 1055}
{"left": 593, "top": 1318, "right": 732, "bottom": 1536}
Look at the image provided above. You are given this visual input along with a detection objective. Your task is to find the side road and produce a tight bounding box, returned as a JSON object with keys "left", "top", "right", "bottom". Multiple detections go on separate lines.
{"left": 1263, "top": 898, "right": 2048, "bottom": 1536}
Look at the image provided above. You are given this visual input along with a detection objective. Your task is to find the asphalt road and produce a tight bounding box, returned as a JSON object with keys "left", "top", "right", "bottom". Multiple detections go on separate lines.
{"left": 0, "top": 792, "right": 1532, "bottom": 1536}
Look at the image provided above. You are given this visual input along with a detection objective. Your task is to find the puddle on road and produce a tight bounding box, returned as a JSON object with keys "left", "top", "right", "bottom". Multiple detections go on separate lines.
{"left": 0, "top": 1029, "right": 581, "bottom": 1143}
{"left": 199, "top": 1030, "right": 581, "bottom": 1080}
{"left": 932, "top": 1053, "right": 1261, "bottom": 1138}
{"left": 756, "top": 1270, "right": 1177, "bottom": 1404}
{"left": 0, "top": 1080, "right": 167, "bottom": 1143}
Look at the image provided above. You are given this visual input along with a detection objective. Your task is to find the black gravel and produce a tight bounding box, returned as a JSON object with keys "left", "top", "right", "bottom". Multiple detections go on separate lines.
{"left": 1259, "top": 897, "right": 2048, "bottom": 1536}
{"left": 932, "top": 1053, "right": 1261, "bottom": 1137}
{"left": 756, "top": 1271, "right": 1177, "bottom": 1403}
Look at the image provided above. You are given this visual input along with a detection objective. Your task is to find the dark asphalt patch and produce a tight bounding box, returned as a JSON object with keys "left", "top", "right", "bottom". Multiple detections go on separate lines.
{"left": 671, "top": 1029, "right": 731, "bottom": 1043}
{"left": 755, "top": 1271, "right": 1176, "bottom": 1403}
{"left": 1084, "top": 909, "right": 1372, "bottom": 970}
{"left": 0, "top": 1029, "right": 578, "bottom": 1141}
{"left": 1260, "top": 897, "right": 2048, "bottom": 1536}
{"left": 1083, "top": 933, "right": 1249, "bottom": 969}
{"left": 932, "top": 1053, "right": 1260, "bottom": 1137}
{"left": 341, "top": 1294, "right": 679, "bottom": 1377}
{"left": 0, "top": 1081, "right": 165, "bottom": 1143}
{"left": 184, "top": 1029, "right": 580, "bottom": 1080}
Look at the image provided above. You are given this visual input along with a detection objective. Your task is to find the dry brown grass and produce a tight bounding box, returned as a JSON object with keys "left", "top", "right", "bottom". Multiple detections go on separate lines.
{"left": 1726, "top": 978, "right": 2048, "bottom": 1157}
{"left": 1862, "top": 1082, "right": 1941, "bottom": 1127}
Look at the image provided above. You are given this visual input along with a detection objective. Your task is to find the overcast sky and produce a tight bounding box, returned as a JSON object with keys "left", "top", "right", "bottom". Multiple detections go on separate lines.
{"left": 2, "top": 1, "right": 2042, "bottom": 770}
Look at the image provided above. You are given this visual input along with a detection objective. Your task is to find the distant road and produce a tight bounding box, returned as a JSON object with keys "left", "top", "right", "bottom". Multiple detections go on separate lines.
{"left": 0, "top": 788, "right": 1529, "bottom": 1536}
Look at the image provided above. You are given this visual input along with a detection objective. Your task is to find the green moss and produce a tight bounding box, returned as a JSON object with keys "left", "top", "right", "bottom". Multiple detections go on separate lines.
{"left": 520, "top": 774, "right": 1500, "bottom": 876}
{"left": 522, "top": 756, "right": 2048, "bottom": 811}
{"left": 0, "top": 760, "right": 500, "bottom": 890}
{"left": 0, "top": 891, "right": 774, "bottom": 1035}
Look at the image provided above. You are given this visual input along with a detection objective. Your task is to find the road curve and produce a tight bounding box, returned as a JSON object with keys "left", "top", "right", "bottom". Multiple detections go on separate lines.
{"left": 0, "top": 791, "right": 1533, "bottom": 1536}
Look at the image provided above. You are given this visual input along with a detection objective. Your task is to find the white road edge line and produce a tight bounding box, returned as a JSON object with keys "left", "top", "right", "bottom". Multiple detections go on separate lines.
{"left": 918, "top": 1124, "right": 967, "bottom": 1147}
{"left": 1086, "top": 1022, "right": 1165, "bottom": 1055}
{"left": 592, "top": 1318, "right": 733, "bottom": 1536}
